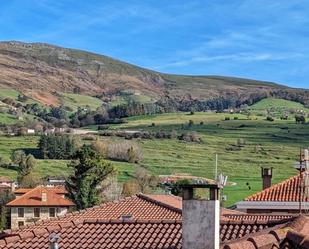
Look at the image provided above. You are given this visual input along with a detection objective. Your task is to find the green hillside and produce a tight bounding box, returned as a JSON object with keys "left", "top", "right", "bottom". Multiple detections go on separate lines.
{"left": 60, "top": 93, "right": 103, "bottom": 111}
{"left": 1, "top": 112, "right": 308, "bottom": 206}
{"left": 249, "top": 98, "right": 309, "bottom": 111}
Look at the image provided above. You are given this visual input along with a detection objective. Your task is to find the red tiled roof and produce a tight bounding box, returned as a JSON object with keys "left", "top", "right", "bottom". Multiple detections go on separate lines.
{"left": 7, "top": 186, "right": 74, "bottom": 207}
{"left": 222, "top": 215, "right": 309, "bottom": 249}
{"left": 142, "top": 194, "right": 182, "bottom": 210}
{"left": 14, "top": 188, "right": 33, "bottom": 194}
{"left": 0, "top": 177, "right": 14, "bottom": 183}
{"left": 245, "top": 173, "right": 307, "bottom": 202}
{"left": 0, "top": 219, "right": 182, "bottom": 249}
{"left": 0, "top": 217, "right": 298, "bottom": 248}
{"left": 13, "top": 194, "right": 181, "bottom": 231}
{"left": 0, "top": 194, "right": 298, "bottom": 248}
{"left": 223, "top": 214, "right": 295, "bottom": 222}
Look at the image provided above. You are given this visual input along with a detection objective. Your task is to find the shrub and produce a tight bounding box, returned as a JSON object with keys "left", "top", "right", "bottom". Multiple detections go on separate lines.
{"left": 234, "top": 117, "right": 238, "bottom": 120}
{"left": 151, "top": 123, "right": 155, "bottom": 127}
{"left": 266, "top": 116, "right": 272, "bottom": 121}
{"left": 200, "top": 121, "right": 204, "bottom": 125}
{"left": 225, "top": 117, "right": 230, "bottom": 121}
{"left": 107, "top": 141, "right": 143, "bottom": 163}
{"left": 295, "top": 115, "right": 305, "bottom": 124}
{"left": 91, "top": 139, "right": 108, "bottom": 158}
{"left": 178, "top": 131, "right": 202, "bottom": 143}
{"left": 97, "top": 125, "right": 108, "bottom": 131}
{"left": 237, "top": 138, "right": 246, "bottom": 147}
{"left": 122, "top": 180, "right": 140, "bottom": 196}
{"left": 188, "top": 120, "right": 194, "bottom": 127}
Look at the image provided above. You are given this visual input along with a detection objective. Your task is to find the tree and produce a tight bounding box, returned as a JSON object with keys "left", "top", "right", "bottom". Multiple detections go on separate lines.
{"left": 295, "top": 115, "right": 306, "bottom": 124}
{"left": 169, "top": 179, "right": 191, "bottom": 196}
{"left": 38, "top": 134, "right": 81, "bottom": 159}
{"left": 122, "top": 180, "right": 140, "bottom": 197}
{"left": 66, "top": 146, "right": 115, "bottom": 210}
{"left": 100, "top": 175, "right": 122, "bottom": 201}
{"left": 0, "top": 190, "right": 15, "bottom": 230}
{"left": 11, "top": 150, "right": 39, "bottom": 187}
{"left": 132, "top": 167, "right": 158, "bottom": 194}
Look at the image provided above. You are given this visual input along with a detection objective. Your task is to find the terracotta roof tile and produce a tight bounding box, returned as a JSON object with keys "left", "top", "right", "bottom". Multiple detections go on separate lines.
{"left": 1, "top": 194, "right": 306, "bottom": 249}
{"left": 7, "top": 186, "right": 74, "bottom": 207}
{"left": 245, "top": 173, "right": 307, "bottom": 202}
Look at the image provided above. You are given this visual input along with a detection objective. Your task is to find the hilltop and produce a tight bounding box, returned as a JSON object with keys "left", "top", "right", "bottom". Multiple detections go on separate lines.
{"left": 0, "top": 41, "right": 308, "bottom": 107}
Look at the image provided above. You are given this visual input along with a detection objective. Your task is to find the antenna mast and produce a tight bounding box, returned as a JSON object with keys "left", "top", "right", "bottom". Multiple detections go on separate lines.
{"left": 299, "top": 148, "right": 303, "bottom": 214}
{"left": 215, "top": 154, "right": 218, "bottom": 180}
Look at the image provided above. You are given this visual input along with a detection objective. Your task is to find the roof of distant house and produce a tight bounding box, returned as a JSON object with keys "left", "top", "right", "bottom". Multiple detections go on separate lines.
{"left": 14, "top": 186, "right": 67, "bottom": 195}
{"left": 245, "top": 173, "right": 307, "bottom": 202}
{"left": 0, "top": 177, "right": 14, "bottom": 183}
{"left": 7, "top": 186, "right": 74, "bottom": 207}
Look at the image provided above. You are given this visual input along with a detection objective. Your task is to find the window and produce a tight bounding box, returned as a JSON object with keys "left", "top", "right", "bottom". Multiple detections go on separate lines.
{"left": 34, "top": 207, "right": 40, "bottom": 218}
{"left": 18, "top": 221, "right": 24, "bottom": 227}
{"left": 17, "top": 208, "right": 24, "bottom": 218}
{"left": 49, "top": 208, "right": 56, "bottom": 217}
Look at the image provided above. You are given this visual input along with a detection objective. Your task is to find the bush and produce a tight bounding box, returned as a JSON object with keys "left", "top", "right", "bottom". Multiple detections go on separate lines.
{"left": 225, "top": 117, "right": 230, "bottom": 121}
{"left": 188, "top": 120, "right": 194, "bottom": 127}
{"left": 178, "top": 131, "right": 202, "bottom": 143}
{"left": 237, "top": 138, "right": 246, "bottom": 147}
{"left": 266, "top": 116, "right": 274, "bottom": 122}
{"left": 234, "top": 117, "right": 238, "bottom": 120}
{"left": 200, "top": 121, "right": 204, "bottom": 125}
{"left": 295, "top": 115, "right": 305, "bottom": 124}
{"left": 95, "top": 140, "right": 143, "bottom": 163}
{"left": 98, "top": 125, "right": 109, "bottom": 130}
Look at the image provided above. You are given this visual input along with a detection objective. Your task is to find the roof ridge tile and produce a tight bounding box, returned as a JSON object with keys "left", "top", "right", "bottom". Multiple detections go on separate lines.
{"left": 137, "top": 194, "right": 182, "bottom": 213}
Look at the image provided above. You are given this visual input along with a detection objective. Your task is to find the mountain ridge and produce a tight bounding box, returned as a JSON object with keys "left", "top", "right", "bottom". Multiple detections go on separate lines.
{"left": 0, "top": 41, "right": 308, "bottom": 107}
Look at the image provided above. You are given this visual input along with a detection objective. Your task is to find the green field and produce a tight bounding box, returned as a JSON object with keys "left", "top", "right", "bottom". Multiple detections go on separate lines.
{"left": 0, "top": 110, "right": 308, "bottom": 206}
{"left": 247, "top": 98, "right": 309, "bottom": 116}
{"left": 60, "top": 93, "right": 103, "bottom": 111}
{"left": 110, "top": 93, "right": 154, "bottom": 107}
{"left": 0, "top": 136, "right": 135, "bottom": 182}
{"left": 0, "top": 113, "right": 17, "bottom": 125}
{"left": 108, "top": 112, "right": 308, "bottom": 206}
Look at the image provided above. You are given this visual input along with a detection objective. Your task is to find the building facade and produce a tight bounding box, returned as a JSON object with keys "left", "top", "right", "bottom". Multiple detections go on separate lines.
{"left": 6, "top": 186, "right": 74, "bottom": 229}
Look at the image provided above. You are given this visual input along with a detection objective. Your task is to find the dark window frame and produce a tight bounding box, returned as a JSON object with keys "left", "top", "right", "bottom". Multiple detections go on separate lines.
{"left": 33, "top": 207, "right": 40, "bottom": 218}
{"left": 18, "top": 221, "right": 24, "bottom": 227}
{"left": 49, "top": 207, "right": 56, "bottom": 217}
{"left": 17, "top": 208, "right": 24, "bottom": 218}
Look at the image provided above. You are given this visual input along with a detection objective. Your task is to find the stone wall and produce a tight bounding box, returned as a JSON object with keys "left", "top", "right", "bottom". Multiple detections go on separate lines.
{"left": 10, "top": 207, "right": 68, "bottom": 229}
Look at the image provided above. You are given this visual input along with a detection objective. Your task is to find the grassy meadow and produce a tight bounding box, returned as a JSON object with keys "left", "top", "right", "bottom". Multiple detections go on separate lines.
{"left": 1, "top": 111, "right": 308, "bottom": 206}
{"left": 60, "top": 93, "right": 103, "bottom": 111}
{"left": 108, "top": 112, "right": 308, "bottom": 206}
{"left": 0, "top": 96, "right": 309, "bottom": 206}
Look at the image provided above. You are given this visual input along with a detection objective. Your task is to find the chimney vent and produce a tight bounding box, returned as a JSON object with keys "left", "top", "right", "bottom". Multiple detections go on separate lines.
{"left": 181, "top": 184, "right": 221, "bottom": 249}
{"left": 261, "top": 167, "right": 272, "bottom": 190}
{"left": 120, "top": 214, "right": 133, "bottom": 221}
{"left": 42, "top": 191, "right": 47, "bottom": 202}
{"left": 49, "top": 233, "right": 60, "bottom": 249}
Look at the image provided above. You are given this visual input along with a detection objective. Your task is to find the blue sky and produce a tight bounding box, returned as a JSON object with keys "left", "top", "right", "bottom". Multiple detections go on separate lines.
{"left": 0, "top": 0, "right": 308, "bottom": 88}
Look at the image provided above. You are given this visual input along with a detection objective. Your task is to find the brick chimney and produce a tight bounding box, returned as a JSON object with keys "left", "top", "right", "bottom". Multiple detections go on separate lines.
{"left": 42, "top": 191, "right": 47, "bottom": 202}
{"left": 261, "top": 167, "right": 272, "bottom": 190}
{"left": 10, "top": 182, "right": 15, "bottom": 193}
{"left": 182, "top": 184, "right": 221, "bottom": 249}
